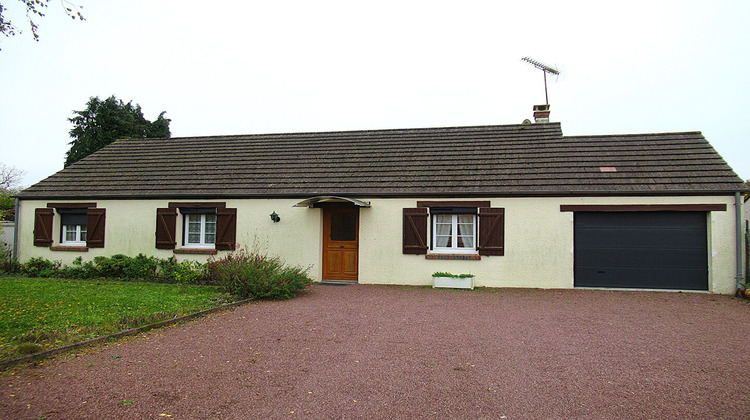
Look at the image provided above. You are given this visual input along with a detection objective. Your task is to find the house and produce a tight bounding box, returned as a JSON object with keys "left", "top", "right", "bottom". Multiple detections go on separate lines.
{"left": 14, "top": 121, "right": 748, "bottom": 293}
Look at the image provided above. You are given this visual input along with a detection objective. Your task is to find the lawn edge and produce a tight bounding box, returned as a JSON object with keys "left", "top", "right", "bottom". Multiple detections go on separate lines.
{"left": 0, "top": 298, "right": 252, "bottom": 369}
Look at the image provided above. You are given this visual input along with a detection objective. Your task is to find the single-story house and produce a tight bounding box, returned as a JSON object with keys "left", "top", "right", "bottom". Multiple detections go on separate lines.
{"left": 13, "top": 121, "right": 748, "bottom": 293}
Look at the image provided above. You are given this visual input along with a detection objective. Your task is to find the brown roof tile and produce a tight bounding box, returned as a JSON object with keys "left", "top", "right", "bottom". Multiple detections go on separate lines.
{"left": 17, "top": 122, "right": 747, "bottom": 199}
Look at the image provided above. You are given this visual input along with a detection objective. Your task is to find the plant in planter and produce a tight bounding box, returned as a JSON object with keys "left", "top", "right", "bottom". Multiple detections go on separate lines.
{"left": 431, "top": 272, "right": 475, "bottom": 290}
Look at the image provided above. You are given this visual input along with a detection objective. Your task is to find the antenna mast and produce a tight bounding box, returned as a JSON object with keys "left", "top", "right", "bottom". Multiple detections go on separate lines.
{"left": 521, "top": 57, "right": 560, "bottom": 104}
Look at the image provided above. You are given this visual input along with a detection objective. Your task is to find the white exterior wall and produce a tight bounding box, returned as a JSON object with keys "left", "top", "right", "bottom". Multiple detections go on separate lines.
{"left": 16, "top": 195, "right": 739, "bottom": 294}
{"left": 0, "top": 221, "right": 14, "bottom": 248}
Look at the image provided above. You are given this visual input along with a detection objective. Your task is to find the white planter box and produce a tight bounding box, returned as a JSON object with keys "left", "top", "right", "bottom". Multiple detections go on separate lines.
{"left": 432, "top": 276, "right": 474, "bottom": 290}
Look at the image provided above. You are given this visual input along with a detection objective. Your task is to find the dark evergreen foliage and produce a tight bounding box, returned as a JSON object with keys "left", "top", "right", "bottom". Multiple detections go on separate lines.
{"left": 65, "top": 95, "right": 170, "bottom": 167}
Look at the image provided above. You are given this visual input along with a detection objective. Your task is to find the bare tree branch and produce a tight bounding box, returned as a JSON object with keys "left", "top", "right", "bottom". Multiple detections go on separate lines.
{"left": 0, "top": 162, "right": 26, "bottom": 191}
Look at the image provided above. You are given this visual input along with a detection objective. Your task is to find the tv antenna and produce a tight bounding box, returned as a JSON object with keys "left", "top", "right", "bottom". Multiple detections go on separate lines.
{"left": 521, "top": 57, "right": 560, "bottom": 104}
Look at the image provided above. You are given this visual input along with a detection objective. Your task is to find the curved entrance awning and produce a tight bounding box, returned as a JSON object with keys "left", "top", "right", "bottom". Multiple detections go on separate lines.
{"left": 293, "top": 196, "right": 371, "bottom": 208}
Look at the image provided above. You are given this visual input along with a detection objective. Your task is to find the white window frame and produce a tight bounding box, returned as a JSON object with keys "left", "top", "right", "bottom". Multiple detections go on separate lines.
{"left": 61, "top": 223, "right": 87, "bottom": 246}
{"left": 184, "top": 213, "right": 217, "bottom": 249}
{"left": 431, "top": 213, "right": 477, "bottom": 254}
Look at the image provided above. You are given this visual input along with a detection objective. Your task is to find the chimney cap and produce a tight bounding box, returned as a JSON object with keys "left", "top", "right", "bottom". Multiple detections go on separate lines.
{"left": 533, "top": 104, "right": 550, "bottom": 123}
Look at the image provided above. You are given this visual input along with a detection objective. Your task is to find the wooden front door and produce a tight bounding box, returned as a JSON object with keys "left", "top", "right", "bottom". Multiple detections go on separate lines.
{"left": 322, "top": 207, "right": 359, "bottom": 281}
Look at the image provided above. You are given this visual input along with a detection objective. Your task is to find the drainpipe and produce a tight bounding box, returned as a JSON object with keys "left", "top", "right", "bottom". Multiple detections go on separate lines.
{"left": 12, "top": 198, "right": 20, "bottom": 261}
{"left": 736, "top": 192, "right": 745, "bottom": 292}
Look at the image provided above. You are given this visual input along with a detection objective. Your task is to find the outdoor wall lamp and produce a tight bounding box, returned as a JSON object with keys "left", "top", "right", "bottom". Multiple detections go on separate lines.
{"left": 270, "top": 211, "right": 280, "bottom": 223}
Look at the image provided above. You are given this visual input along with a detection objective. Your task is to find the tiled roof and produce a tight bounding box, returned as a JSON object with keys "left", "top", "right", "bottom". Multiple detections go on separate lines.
{"left": 18, "top": 122, "right": 746, "bottom": 199}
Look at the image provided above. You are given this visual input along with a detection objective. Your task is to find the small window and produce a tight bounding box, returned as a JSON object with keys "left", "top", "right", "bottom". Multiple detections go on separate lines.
{"left": 432, "top": 212, "right": 476, "bottom": 254}
{"left": 60, "top": 210, "right": 87, "bottom": 246}
{"left": 184, "top": 212, "right": 217, "bottom": 248}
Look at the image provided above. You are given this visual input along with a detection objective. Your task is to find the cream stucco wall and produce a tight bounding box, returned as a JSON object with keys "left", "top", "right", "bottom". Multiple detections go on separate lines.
{"left": 16, "top": 195, "right": 740, "bottom": 294}
{"left": 16, "top": 199, "right": 324, "bottom": 279}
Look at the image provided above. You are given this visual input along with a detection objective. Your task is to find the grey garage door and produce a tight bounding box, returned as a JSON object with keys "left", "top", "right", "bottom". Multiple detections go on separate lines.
{"left": 574, "top": 212, "right": 708, "bottom": 290}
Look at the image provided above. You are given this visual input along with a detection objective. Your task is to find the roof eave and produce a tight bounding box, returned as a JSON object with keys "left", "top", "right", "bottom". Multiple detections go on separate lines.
{"left": 15, "top": 188, "right": 748, "bottom": 201}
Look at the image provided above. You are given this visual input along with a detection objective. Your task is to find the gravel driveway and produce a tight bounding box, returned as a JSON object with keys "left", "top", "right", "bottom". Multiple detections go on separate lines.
{"left": 2, "top": 284, "right": 750, "bottom": 419}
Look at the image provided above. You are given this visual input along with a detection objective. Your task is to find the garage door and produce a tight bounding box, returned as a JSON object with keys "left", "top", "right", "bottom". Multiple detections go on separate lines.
{"left": 574, "top": 212, "right": 708, "bottom": 290}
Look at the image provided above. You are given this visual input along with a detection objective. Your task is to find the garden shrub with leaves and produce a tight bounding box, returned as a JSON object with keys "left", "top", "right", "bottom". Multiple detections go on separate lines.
{"left": 159, "top": 257, "right": 206, "bottom": 285}
{"left": 17, "top": 254, "right": 208, "bottom": 284}
{"left": 22, "top": 257, "right": 61, "bottom": 277}
{"left": 206, "top": 248, "right": 312, "bottom": 300}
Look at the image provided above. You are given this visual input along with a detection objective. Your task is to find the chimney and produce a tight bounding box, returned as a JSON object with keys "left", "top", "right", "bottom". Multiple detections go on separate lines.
{"left": 533, "top": 104, "right": 550, "bottom": 123}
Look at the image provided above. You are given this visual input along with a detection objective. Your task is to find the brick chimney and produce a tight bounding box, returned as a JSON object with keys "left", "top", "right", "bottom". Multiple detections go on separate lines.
{"left": 533, "top": 104, "right": 550, "bottom": 123}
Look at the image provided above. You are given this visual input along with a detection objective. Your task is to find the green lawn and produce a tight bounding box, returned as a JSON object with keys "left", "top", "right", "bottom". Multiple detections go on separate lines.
{"left": 0, "top": 276, "right": 230, "bottom": 362}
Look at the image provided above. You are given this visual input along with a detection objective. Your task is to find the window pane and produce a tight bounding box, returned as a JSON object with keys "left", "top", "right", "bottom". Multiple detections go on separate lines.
{"left": 188, "top": 215, "right": 201, "bottom": 234}
{"left": 80, "top": 226, "right": 87, "bottom": 241}
{"left": 188, "top": 233, "right": 201, "bottom": 243}
{"left": 457, "top": 236, "right": 473, "bottom": 248}
{"left": 457, "top": 214, "right": 474, "bottom": 224}
{"left": 205, "top": 216, "right": 217, "bottom": 234}
{"left": 205, "top": 234, "right": 216, "bottom": 244}
{"left": 330, "top": 213, "right": 357, "bottom": 241}
{"left": 435, "top": 214, "right": 452, "bottom": 224}
{"left": 65, "top": 226, "right": 76, "bottom": 242}
{"left": 436, "top": 236, "right": 451, "bottom": 247}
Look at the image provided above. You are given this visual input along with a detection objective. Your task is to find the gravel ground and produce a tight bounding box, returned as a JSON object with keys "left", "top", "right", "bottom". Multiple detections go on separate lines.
{"left": 2, "top": 284, "right": 750, "bottom": 419}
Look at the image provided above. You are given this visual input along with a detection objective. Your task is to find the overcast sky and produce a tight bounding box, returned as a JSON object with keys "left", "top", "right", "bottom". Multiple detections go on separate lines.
{"left": 1, "top": 0, "right": 749, "bottom": 188}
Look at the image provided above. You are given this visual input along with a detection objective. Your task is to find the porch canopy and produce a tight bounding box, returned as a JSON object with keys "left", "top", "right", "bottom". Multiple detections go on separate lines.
{"left": 293, "top": 196, "right": 371, "bottom": 208}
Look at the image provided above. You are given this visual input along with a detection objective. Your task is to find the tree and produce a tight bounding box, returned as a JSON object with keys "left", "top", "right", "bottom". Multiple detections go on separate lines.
{"left": 65, "top": 95, "right": 171, "bottom": 166}
{"left": 0, "top": 162, "right": 25, "bottom": 221}
{"left": 0, "top": 162, "right": 24, "bottom": 191}
{"left": 0, "top": 1, "right": 84, "bottom": 46}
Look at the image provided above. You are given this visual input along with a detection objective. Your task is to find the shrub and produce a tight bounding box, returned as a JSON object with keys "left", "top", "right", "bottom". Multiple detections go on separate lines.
{"left": 156, "top": 257, "right": 207, "bottom": 284}
{"left": 206, "top": 248, "right": 312, "bottom": 300}
{"left": 94, "top": 254, "right": 130, "bottom": 278}
{"left": 123, "top": 254, "right": 159, "bottom": 279}
{"left": 22, "top": 257, "right": 61, "bottom": 277}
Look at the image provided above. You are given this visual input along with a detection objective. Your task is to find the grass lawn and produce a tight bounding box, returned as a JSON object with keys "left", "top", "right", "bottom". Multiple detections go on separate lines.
{"left": 0, "top": 276, "right": 230, "bottom": 362}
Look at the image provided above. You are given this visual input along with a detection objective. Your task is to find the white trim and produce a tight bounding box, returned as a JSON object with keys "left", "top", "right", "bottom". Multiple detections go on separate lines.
{"left": 183, "top": 213, "right": 217, "bottom": 248}
{"left": 431, "top": 213, "right": 477, "bottom": 254}
{"left": 61, "top": 224, "right": 87, "bottom": 246}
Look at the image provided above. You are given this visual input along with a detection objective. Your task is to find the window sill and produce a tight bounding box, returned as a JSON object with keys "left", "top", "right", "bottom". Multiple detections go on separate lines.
{"left": 426, "top": 253, "right": 480, "bottom": 261}
{"left": 174, "top": 248, "right": 217, "bottom": 255}
{"left": 50, "top": 246, "right": 89, "bottom": 252}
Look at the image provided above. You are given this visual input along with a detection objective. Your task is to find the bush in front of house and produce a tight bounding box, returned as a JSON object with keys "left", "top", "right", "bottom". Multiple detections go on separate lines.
{"left": 21, "top": 257, "right": 61, "bottom": 277}
{"left": 17, "top": 254, "right": 208, "bottom": 284}
{"left": 206, "top": 248, "right": 312, "bottom": 300}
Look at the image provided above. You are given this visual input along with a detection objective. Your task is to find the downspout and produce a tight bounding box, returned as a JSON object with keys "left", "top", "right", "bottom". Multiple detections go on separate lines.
{"left": 736, "top": 192, "right": 745, "bottom": 293}
{"left": 12, "top": 198, "right": 20, "bottom": 262}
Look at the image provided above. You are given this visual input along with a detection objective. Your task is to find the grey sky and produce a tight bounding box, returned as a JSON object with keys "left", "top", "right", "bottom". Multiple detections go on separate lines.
{"left": 1, "top": 0, "right": 748, "bottom": 187}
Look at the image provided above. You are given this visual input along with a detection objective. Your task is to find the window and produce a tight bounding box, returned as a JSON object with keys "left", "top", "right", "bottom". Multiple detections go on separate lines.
{"left": 403, "top": 202, "right": 504, "bottom": 256}
{"left": 184, "top": 213, "right": 217, "bottom": 248}
{"left": 432, "top": 213, "right": 476, "bottom": 253}
{"left": 33, "top": 204, "right": 106, "bottom": 249}
{"left": 155, "top": 203, "right": 237, "bottom": 251}
{"left": 60, "top": 210, "right": 87, "bottom": 245}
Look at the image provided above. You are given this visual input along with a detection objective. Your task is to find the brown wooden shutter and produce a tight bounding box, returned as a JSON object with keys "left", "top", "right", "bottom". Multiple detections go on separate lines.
{"left": 155, "top": 208, "right": 177, "bottom": 249}
{"left": 403, "top": 207, "right": 428, "bottom": 254}
{"left": 34, "top": 208, "right": 54, "bottom": 247}
{"left": 478, "top": 207, "right": 504, "bottom": 256}
{"left": 86, "top": 208, "right": 106, "bottom": 248}
{"left": 215, "top": 208, "right": 237, "bottom": 250}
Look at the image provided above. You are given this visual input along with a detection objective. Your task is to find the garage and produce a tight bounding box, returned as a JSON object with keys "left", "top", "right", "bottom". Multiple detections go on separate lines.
{"left": 574, "top": 211, "right": 708, "bottom": 290}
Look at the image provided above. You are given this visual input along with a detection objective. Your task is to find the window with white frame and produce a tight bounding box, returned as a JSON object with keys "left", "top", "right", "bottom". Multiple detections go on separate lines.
{"left": 432, "top": 211, "right": 476, "bottom": 253}
{"left": 60, "top": 210, "right": 87, "bottom": 245}
{"left": 184, "top": 212, "right": 217, "bottom": 248}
